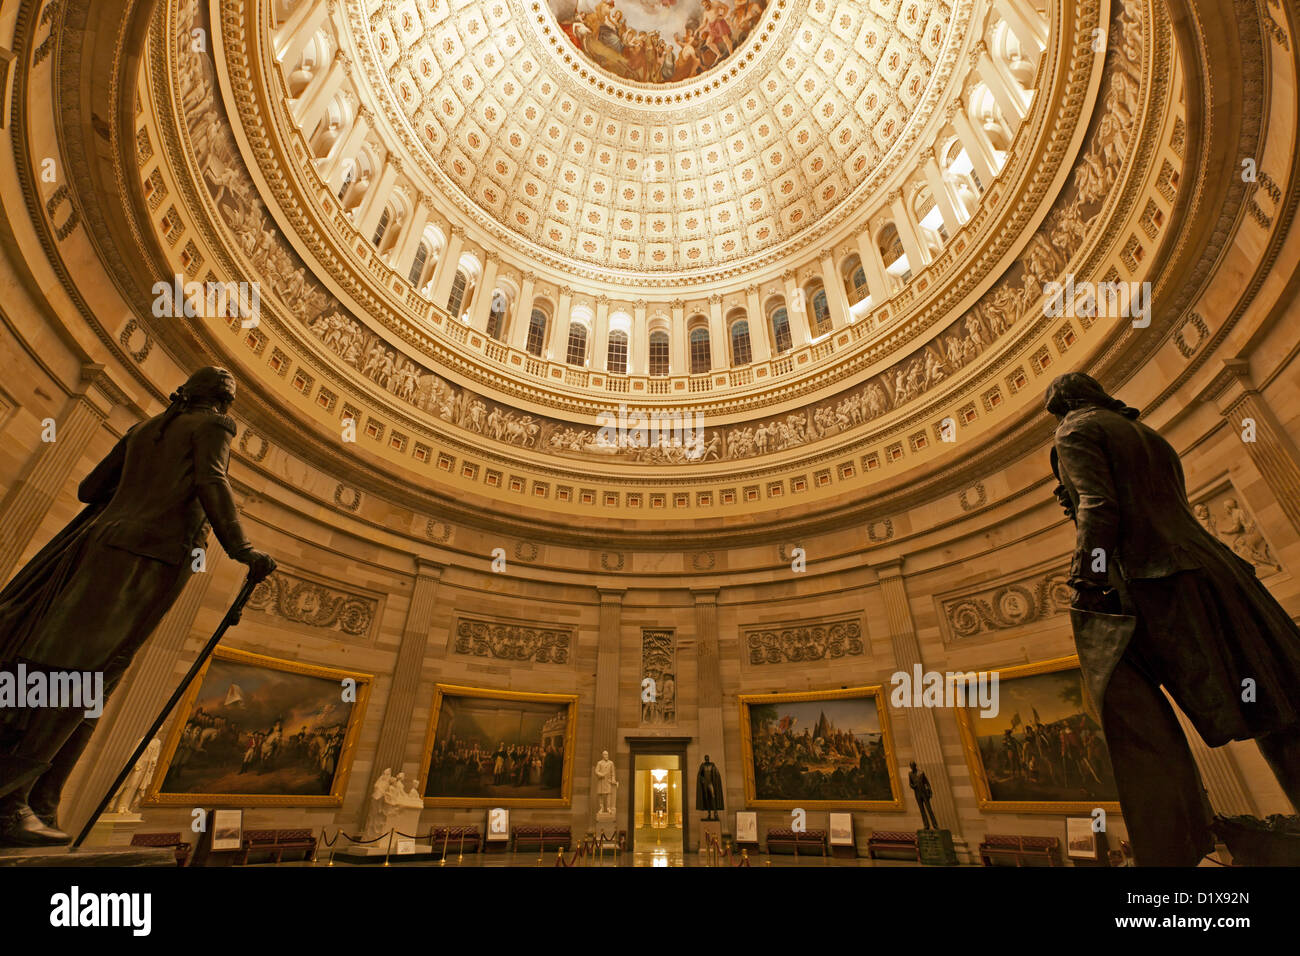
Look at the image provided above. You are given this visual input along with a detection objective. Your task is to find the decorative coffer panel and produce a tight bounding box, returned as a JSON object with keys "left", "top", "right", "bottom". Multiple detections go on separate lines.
{"left": 743, "top": 615, "right": 865, "bottom": 665}
{"left": 452, "top": 615, "right": 573, "bottom": 664}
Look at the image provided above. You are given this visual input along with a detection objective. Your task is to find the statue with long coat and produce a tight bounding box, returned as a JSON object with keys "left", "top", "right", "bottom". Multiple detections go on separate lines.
{"left": 0, "top": 367, "right": 275, "bottom": 846}
{"left": 696, "top": 754, "right": 724, "bottom": 820}
{"left": 1047, "top": 372, "right": 1300, "bottom": 865}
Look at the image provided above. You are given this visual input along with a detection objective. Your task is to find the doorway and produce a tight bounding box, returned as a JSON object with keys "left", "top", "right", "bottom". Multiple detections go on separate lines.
{"left": 625, "top": 736, "right": 690, "bottom": 864}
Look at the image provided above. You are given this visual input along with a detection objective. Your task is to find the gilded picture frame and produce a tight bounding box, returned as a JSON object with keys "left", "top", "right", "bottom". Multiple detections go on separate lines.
{"left": 954, "top": 655, "right": 1122, "bottom": 814}
{"left": 738, "top": 686, "right": 903, "bottom": 810}
{"left": 418, "top": 683, "right": 578, "bottom": 808}
{"left": 145, "top": 647, "right": 372, "bottom": 807}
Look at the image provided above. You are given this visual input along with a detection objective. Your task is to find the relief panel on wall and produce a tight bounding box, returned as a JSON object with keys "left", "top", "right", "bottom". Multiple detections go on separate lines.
{"left": 742, "top": 615, "right": 865, "bottom": 665}
{"left": 244, "top": 567, "right": 381, "bottom": 644}
{"left": 640, "top": 628, "right": 676, "bottom": 725}
{"left": 451, "top": 615, "right": 573, "bottom": 664}
{"left": 1192, "top": 481, "right": 1283, "bottom": 575}
{"left": 937, "top": 565, "right": 1074, "bottom": 643}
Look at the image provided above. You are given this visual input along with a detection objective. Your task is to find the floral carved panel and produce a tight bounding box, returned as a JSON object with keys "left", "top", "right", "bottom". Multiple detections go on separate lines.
{"left": 452, "top": 616, "right": 573, "bottom": 664}
{"left": 245, "top": 570, "right": 379, "bottom": 643}
{"left": 743, "top": 616, "right": 864, "bottom": 665}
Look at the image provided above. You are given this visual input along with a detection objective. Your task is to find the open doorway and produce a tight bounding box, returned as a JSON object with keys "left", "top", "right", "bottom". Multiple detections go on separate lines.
{"left": 625, "top": 736, "right": 690, "bottom": 864}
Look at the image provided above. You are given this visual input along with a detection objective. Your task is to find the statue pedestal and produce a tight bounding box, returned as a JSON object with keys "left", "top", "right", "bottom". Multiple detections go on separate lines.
{"left": 917, "top": 828, "right": 958, "bottom": 866}
{"left": 79, "top": 812, "right": 144, "bottom": 848}
{"left": 594, "top": 808, "right": 616, "bottom": 836}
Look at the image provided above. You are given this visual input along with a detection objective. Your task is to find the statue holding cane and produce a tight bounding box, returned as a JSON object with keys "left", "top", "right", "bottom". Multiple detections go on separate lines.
{"left": 0, "top": 367, "right": 275, "bottom": 846}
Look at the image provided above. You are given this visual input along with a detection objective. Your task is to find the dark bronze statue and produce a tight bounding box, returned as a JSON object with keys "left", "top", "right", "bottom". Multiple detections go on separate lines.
{"left": 1048, "top": 372, "right": 1300, "bottom": 865}
{"left": 0, "top": 367, "right": 275, "bottom": 847}
{"left": 908, "top": 761, "right": 938, "bottom": 830}
{"left": 696, "top": 754, "right": 724, "bottom": 820}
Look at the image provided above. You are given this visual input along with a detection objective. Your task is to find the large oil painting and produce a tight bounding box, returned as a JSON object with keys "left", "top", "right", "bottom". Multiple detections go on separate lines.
{"left": 147, "top": 648, "right": 371, "bottom": 807}
{"left": 419, "top": 685, "right": 578, "bottom": 807}
{"left": 548, "top": 0, "right": 768, "bottom": 84}
{"left": 739, "top": 687, "right": 902, "bottom": 810}
{"left": 955, "top": 656, "right": 1121, "bottom": 813}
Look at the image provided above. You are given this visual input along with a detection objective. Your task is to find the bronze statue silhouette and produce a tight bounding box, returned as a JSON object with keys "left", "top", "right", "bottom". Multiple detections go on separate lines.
{"left": 0, "top": 367, "right": 275, "bottom": 846}
{"left": 908, "top": 761, "right": 938, "bottom": 830}
{"left": 1048, "top": 372, "right": 1300, "bottom": 865}
{"left": 696, "top": 754, "right": 724, "bottom": 821}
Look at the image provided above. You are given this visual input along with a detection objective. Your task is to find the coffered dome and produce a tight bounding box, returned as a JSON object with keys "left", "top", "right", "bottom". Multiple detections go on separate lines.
{"left": 343, "top": 0, "right": 968, "bottom": 273}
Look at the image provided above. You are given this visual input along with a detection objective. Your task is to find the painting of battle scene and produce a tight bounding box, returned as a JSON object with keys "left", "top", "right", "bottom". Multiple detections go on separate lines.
{"left": 173, "top": 0, "right": 1145, "bottom": 468}
{"left": 956, "top": 658, "right": 1120, "bottom": 811}
{"left": 740, "top": 689, "right": 901, "bottom": 809}
{"left": 420, "top": 686, "right": 577, "bottom": 807}
{"left": 549, "top": 0, "right": 766, "bottom": 84}
{"left": 148, "top": 649, "right": 371, "bottom": 806}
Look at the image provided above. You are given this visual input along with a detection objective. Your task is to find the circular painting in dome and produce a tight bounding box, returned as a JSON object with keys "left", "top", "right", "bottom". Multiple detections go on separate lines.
{"left": 547, "top": 0, "right": 767, "bottom": 84}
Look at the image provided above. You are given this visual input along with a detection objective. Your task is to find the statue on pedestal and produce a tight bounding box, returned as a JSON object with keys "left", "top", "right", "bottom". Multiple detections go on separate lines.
{"left": 908, "top": 761, "right": 938, "bottom": 830}
{"left": 363, "top": 768, "right": 424, "bottom": 840}
{"left": 0, "top": 368, "right": 276, "bottom": 847}
{"left": 1047, "top": 372, "right": 1300, "bottom": 865}
{"left": 696, "top": 754, "right": 724, "bottom": 821}
{"left": 593, "top": 750, "right": 618, "bottom": 814}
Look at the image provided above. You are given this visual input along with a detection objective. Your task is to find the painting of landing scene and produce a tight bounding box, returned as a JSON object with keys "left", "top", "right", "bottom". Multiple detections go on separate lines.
{"left": 419, "top": 685, "right": 578, "bottom": 807}
{"left": 955, "top": 656, "right": 1121, "bottom": 813}
{"left": 147, "top": 648, "right": 371, "bottom": 807}
{"left": 549, "top": 0, "right": 768, "bottom": 84}
{"left": 739, "top": 687, "right": 902, "bottom": 809}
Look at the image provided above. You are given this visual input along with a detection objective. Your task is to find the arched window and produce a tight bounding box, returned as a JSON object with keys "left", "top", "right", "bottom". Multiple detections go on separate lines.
{"left": 525, "top": 308, "right": 548, "bottom": 356}
{"left": 447, "top": 270, "right": 468, "bottom": 316}
{"left": 730, "top": 320, "right": 753, "bottom": 365}
{"left": 408, "top": 242, "right": 428, "bottom": 287}
{"left": 486, "top": 291, "right": 507, "bottom": 340}
{"left": 372, "top": 207, "right": 391, "bottom": 247}
{"left": 648, "top": 331, "right": 670, "bottom": 376}
{"left": 606, "top": 330, "right": 628, "bottom": 374}
{"left": 770, "top": 307, "right": 793, "bottom": 354}
{"left": 566, "top": 324, "right": 588, "bottom": 366}
{"left": 851, "top": 265, "right": 867, "bottom": 301}
{"left": 811, "top": 289, "right": 831, "bottom": 336}
{"left": 336, "top": 162, "right": 354, "bottom": 201}
{"left": 689, "top": 327, "right": 711, "bottom": 374}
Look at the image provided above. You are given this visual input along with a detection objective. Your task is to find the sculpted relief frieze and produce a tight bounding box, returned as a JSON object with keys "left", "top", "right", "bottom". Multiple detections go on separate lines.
{"left": 939, "top": 567, "right": 1073, "bottom": 641}
{"left": 245, "top": 569, "right": 379, "bottom": 642}
{"left": 452, "top": 615, "right": 573, "bottom": 663}
{"left": 744, "top": 615, "right": 865, "bottom": 664}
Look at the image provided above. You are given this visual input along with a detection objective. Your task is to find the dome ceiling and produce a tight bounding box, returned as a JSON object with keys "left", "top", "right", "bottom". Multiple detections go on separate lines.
{"left": 350, "top": 0, "right": 962, "bottom": 273}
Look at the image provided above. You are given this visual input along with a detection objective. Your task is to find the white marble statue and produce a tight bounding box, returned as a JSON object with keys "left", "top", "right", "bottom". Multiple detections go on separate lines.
{"left": 594, "top": 750, "right": 618, "bottom": 814}
{"left": 109, "top": 738, "right": 162, "bottom": 814}
{"left": 363, "top": 768, "right": 425, "bottom": 840}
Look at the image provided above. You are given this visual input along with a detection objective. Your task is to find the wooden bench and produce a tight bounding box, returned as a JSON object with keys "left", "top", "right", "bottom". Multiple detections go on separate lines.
{"left": 765, "top": 827, "right": 826, "bottom": 855}
{"left": 867, "top": 830, "right": 920, "bottom": 861}
{"left": 240, "top": 827, "right": 317, "bottom": 864}
{"left": 512, "top": 825, "right": 572, "bottom": 852}
{"left": 430, "top": 825, "right": 481, "bottom": 854}
{"left": 979, "top": 834, "right": 1062, "bottom": 866}
{"left": 129, "top": 832, "right": 191, "bottom": 867}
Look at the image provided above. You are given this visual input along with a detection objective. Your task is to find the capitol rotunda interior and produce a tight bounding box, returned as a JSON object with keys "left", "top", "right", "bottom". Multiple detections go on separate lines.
{"left": 0, "top": 0, "right": 1299, "bottom": 902}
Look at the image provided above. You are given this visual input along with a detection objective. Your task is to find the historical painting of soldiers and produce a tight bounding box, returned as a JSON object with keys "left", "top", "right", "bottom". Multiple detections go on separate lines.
{"left": 955, "top": 656, "right": 1121, "bottom": 813}
{"left": 548, "top": 0, "right": 768, "bottom": 85}
{"left": 739, "top": 687, "right": 902, "bottom": 810}
{"left": 419, "top": 685, "right": 578, "bottom": 808}
{"left": 146, "top": 648, "right": 372, "bottom": 807}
